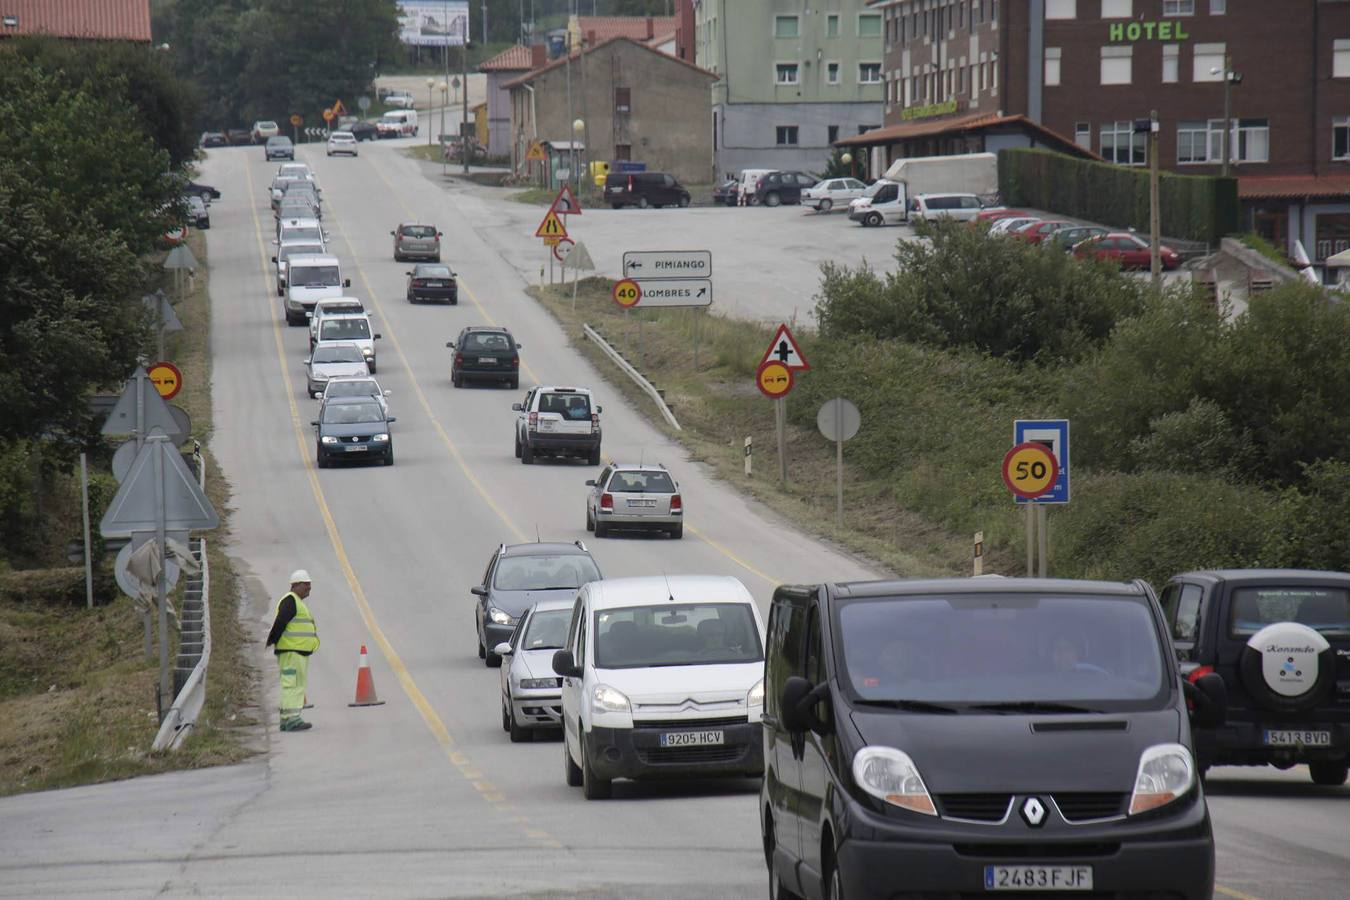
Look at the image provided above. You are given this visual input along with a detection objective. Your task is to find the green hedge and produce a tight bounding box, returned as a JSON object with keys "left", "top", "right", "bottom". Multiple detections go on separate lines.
{"left": 998, "top": 148, "right": 1238, "bottom": 244}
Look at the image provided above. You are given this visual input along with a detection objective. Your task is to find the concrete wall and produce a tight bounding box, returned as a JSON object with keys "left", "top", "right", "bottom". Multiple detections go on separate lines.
{"left": 484, "top": 71, "right": 521, "bottom": 157}
{"left": 713, "top": 100, "right": 884, "bottom": 179}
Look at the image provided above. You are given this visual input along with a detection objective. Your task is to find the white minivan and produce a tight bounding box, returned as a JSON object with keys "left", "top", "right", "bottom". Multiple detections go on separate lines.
{"left": 283, "top": 253, "right": 350, "bottom": 326}
{"left": 847, "top": 179, "right": 908, "bottom": 227}
{"left": 376, "top": 110, "right": 418, "bottom": 138}
{"left": 552, "top": 575, "right": 767, "bottom": 799}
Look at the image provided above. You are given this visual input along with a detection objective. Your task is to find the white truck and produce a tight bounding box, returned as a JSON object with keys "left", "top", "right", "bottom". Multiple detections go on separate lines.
{"left": 848, "top": 152, "right": 998, "bottom": 227}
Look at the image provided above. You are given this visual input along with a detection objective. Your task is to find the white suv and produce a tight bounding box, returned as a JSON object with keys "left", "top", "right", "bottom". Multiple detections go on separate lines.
{"left": 512, "top": 386, "right": 602, "bottom": 466}
{"left": 552, "top": 575, "right": 767, "bottom": 799}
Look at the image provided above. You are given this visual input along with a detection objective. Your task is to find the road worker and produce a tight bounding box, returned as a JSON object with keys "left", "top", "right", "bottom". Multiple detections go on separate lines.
{"left": 265, "top": 570, "right": 319, "bottom": 732}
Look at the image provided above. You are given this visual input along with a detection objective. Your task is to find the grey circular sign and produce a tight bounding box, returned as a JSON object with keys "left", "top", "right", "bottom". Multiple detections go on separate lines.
{"left": 817, "top": 398, "right": 861, "bottom": 443}
{"left": 357, "top": 95, "right": 371, "bottom": 111}
{"left": 112, "top": 440, "right": 138, "bottom": 483}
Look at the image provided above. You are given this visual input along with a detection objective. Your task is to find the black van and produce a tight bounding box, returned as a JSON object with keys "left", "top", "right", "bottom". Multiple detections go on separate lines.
{"left": 761, "top": 577, "right": 1225, "bottom": 900}
{"left": 604, "top": 172, "right": 691, "bottom": 209}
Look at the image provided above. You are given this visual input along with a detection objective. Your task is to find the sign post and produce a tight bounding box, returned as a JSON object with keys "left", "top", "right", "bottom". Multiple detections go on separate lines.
{"left": 562, "top": 240, "right": 595, "bottom": 309}
{"left": 817, "top": 398, "right": 861, "bottom": 529}
{"left": 1002, "top": 424, "right": 1067, "bottom": 577}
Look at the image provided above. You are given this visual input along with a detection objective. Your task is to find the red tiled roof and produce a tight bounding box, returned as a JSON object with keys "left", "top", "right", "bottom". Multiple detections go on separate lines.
{"left": 0, "top": 0, "right": 151, "bottom": 42}
{"left": 478, "top": 44, "right": 531, "bottom": 72}
{"left": 576, "top": 16, "right": 676, "bottom": 43}
{"left": 503, "top": 36, "right": 717, "bottom": 90}
{"left": 1238, "top": 174, "right": 1350, "bottom": 201}
{"left": 836, "top": 112, "right": 1100, "bottom": 161}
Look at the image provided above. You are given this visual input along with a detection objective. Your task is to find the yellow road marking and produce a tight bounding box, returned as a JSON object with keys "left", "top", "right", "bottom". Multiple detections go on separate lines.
{"left": 246, "top": 166, "right": 558, "bottom": 848}
{"left": 1215, "top": 887, "right": 1263, "bottom": 900}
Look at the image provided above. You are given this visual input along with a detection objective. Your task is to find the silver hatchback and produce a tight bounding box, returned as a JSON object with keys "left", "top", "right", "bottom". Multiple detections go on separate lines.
{"left": 585, "top": 463, "right": 683, "bottom": 539}
{"left": 391, "top": 222, "right": 442, "bottom": 261}
{"left": 495, "top": 597, "right": 574, "bottom": 741}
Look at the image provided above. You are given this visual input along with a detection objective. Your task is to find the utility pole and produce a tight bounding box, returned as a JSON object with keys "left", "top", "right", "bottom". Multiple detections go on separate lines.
{"left": 565, "top": 0, "right": 574, "bottom": 190}
{"left": 1220, "top": 54, "right": 1232, "bottom": 177}
{"left": 482, "top": 0, "right": 488, "bottom": 45}
{"left": 1148, "top": 109, "right": 1161, "bottom": 290}
{"left": 462, "top": 38, "right": 471, "bottom": 173}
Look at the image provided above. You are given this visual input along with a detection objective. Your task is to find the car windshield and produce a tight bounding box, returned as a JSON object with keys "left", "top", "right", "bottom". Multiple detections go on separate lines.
{"left": 312, "top": 345, "right": 364, "bottom": 364}
{"left": 401, "top": 225, "right": 437, "bottom": 238}
{"left": 463, "top": 332, "right": 512, "bottom": 351}
{"left": 607, "top": 470, "right": 675, "bottom": 493}
{"left": 594, "top": 603, "right": 763, "bottom": 669}
{"left": 1230, "top": 586, "right": 1350, "bottom": 637}
{"left": 283, "top": 226, "right": 322, "bottom": 242}
{"left": 320, "top": 318, "right": 371, "bottom": 341}
{"left": 835, "top": 592, "right": 1166, "bottom": 709}
{"left": 418, "top": 265, "right": 452, "bottom": 278}
{"left": 280, "top": 245, "right": 324, "bottom": 263}
{"left": 522, "top": 609, "right": 572, "bottom": 651}
{"left": 331, "top": 132, "right": 354, "bottom": 140}
{"left": 268, "top": 137, "right": 290, "bottom": 146}
{"left": 322, "top": 401, "right": 384, "bottom": 424}
{"left": 493, "top": 554, "right": 600, "bottom": 592}
{"left": 379, "top": 115, "right": 400, "bottom": 124}
{"left": 539, "top": 392, "right": 591, "bottom": 420}
{"left": 326, "top": 380, "right": 379, "bottom": 400}
{"left": 292, "top": 265, "right": 339, "bottom": 287}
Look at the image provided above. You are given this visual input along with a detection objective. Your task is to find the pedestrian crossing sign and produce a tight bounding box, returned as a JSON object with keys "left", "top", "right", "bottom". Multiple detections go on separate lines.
{"left": 535, "top": 209, "right": 568, "bottom": 241}
{"left": 525, "top": 140, "right": 547, "bottom": 162}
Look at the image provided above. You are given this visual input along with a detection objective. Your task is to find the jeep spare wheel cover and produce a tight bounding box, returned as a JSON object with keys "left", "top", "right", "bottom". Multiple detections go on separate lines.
{"left": 1239, "top": 622, "right": 1333, "bottom": 711}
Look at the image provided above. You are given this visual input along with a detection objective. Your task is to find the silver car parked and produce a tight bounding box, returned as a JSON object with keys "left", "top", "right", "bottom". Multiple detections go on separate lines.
{"left": 495, "top": 597, "right": 574, "bottom": 741}
{"left": 585, "top": 463, "right": 683, "bottom": 539}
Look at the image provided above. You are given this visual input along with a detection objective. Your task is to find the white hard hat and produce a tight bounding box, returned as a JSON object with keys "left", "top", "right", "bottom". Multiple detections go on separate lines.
{"left": 289, "top": 569, "right": 312, "bottom": 584}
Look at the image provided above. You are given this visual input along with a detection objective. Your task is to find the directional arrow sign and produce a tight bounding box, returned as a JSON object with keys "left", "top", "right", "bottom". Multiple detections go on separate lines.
{"left": 630, "top": 279, "right": 713, "bottom": 308}
{"left": 100, "top": 436, "right": 219, "bottom": 537}
{"left": 622, "top": 250, "right": 711, "bottom": 279}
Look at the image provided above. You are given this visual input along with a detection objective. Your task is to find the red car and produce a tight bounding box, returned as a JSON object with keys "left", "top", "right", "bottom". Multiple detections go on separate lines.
{"left": 975, "top": 208, "right": 1028, "bottom": 222}
{"left": 1018, "top": 220, "right": 1073, "bottom": 244}
{"left": 1074, "top": 232, "right": 1180, "bottom": 270}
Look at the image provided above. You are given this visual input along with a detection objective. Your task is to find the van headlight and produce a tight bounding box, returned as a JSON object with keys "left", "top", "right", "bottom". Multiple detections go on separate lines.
{"left": 747, "top": 678, "right": 765, "bottom": 707}
{"left": 591, "top": 684, "right": 630, "bottom": 714}
{"left": 1128, "top": 744, "right": 1195, "bottom": 815}
{"left": 372, "top": 433, "right": 389, "bottom": 442}
{"left": 362, "top": 346, "right": 374, "bottom": 357}
{"left": 852, "top": 747, "right": 936, "bottom": 816}
{"left": 320, "top": 436, "right": 339, "bottom": 444}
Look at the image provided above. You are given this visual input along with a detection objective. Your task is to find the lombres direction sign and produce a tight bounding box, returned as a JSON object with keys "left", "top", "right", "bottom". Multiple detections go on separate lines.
{"left": 622, "top": 250, "right": 711, "bottom": 278}
{"left": 630, "top": 279, "right": 713, "bottom": 307}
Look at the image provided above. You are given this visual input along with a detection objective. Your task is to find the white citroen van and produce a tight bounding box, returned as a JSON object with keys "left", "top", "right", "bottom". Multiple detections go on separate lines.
{"left": 283, "top": 254, "right": 350, "bottom": 326}
{"left": 552, "top": 575, "right": 767, "bottom": 799}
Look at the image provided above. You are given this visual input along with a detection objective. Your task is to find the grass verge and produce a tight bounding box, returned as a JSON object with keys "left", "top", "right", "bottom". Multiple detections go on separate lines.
{"left": 526, "top": 278, "right": 1004, "bottom": 578}
{"left": 0, "top": 229, "right": 257, "bottom": 797}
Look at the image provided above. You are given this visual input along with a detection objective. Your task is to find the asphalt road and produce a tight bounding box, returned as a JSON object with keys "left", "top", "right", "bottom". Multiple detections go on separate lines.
{"left": 0, "top": 140, "right": 1344, "bottom": 900}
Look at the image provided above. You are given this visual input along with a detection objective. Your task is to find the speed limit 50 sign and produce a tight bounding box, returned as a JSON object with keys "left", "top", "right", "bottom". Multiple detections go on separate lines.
{"left": 1002, "top": 443, "right": 1059, "bottom": 500}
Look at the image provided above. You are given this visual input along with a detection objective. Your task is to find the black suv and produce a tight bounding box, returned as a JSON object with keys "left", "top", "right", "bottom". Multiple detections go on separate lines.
{"left": 754, "top": 170, "right": 817, "bottom": 207}
{"left": 447, "top": 326, "right": 520, "bottom": 389}
{"left": 470, "top": 541, "right": 601, "bottom": 667}
{"left": 604, "top": 172, "right": 691, "bottom": 209}
{"left": 762, "top": 577, "right": 1223, "bottom": 900}
{"left": 1160, "top": 569, "right": 1350, "bottom": 786}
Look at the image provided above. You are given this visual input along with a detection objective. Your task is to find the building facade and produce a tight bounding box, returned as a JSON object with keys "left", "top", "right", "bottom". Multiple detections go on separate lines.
{"left": 506, "top": 37, "right": 717, "bottom": 186}
{"left": 857, "top": 0, "right": 1350, "bottom": 271}
{"left": 695, "top": 0, "right": 885, "bottom": 179}
{"left": 479, "top": 44, "right": 532, "bottom": 158}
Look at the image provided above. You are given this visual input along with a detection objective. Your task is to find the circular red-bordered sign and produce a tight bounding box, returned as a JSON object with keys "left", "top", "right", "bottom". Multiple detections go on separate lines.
{"left": 756, "top": 360, "right": 794, "bottom": 399}
{"left": 147, "top": 361, "right": 184, "bottom": 401}
{"left": 1002, "top": 442, "right": 1060, "bottom": 499}
{"left": 612, "top": 278, "right": 641, "bottom": 308}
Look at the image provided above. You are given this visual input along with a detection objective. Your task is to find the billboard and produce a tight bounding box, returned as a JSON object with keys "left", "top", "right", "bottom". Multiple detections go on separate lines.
{"left": 398, "top": 1, "right": 468, "bottom": 47}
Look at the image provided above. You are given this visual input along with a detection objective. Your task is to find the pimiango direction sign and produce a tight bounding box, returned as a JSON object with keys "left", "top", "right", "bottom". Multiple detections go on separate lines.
{"left": 620, "top": 250, "right": 713, "bottom": 308}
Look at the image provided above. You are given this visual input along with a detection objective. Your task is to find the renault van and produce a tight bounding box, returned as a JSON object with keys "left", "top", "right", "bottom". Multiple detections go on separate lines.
{"left": 761, "top": 577, "right": 1225, "bottom": 900}
{"left": 283, "top": 254, "right": 351, "bottom": 326}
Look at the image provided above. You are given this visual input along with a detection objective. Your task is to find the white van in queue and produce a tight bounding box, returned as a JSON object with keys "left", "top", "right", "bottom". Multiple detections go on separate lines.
{"left": 284, "top": 253, "right": 350, "bottom": 326}
{"left": 376, "top": 110, "right": 418, "bottom": 138}
{"left": 552, "top": 575, "right": 767, "bottom": 799}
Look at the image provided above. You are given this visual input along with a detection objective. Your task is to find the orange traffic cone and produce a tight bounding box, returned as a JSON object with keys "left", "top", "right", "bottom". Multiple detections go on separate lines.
{"left": 347, "top": 644, "right": 386, "bottom": 707}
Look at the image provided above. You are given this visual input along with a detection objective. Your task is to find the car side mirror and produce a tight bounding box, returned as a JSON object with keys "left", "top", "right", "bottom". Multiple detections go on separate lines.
{"left": 271, "top": 239, "right": 279, "bottom": 245}
{"left": 596, "top": 405, "right": 603, "bottom": 414}
{"left": 305, "top": 311, "right": 313, "bottom": 319}
{"left": 1184, "top": 673, "right": 1227, "bottom": 729}
{"left": 389, "top": 230, "right": 395, "bottom": 236}
{"left": 493, "top": 642, "right": 513, "bottom": 657}
{"left": 552, "top": 649, "right": 581, "bottom": 678}
{"left": 511, "top": 403, "right": 523, "bottom": 412}
{"left": 270, "top": 256, "right": 278, "bottom": 264}
{"left": 471, "top": 585, "right": 488, "bottom": 597}
{"left": 780, "top": 676, "right": 833, "bottom": 736}
{"left": 383, "top": 389, "right": 392, "bottom": 396}
{"left": 515, "top": 343, "right": 523, "bottom": 349}
{"left": 302, "top": 356, "right": 311, "bottom": 364}
{"left": 373, "top": 333, "right": 382, "bottom": 340}
{"left": 310, "top": 420, "right": 319, "bottom": 427}
{"left": 585, "top": 480, "right": 596, "bottom": 486}
{"left": 386, "top": 416, "right": 396, "bottom": 424}
{"left": 343, "top": 278, "right": 352, "bottom": 288}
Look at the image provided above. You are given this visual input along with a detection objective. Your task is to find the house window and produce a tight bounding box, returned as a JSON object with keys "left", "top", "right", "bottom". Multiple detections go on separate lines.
{"left": 1100, "top": 46, "right": 1133, "bottom": 85}
{"left": 1178, "top": 119, "right": 1270, "bottom": 164}
{"left": 1046, "top": 0, "right": 1076, "bottom": 19}
{"left": 1074, "top": 122, "right": 1091, "bottom": 150}
{"left": 1045, "top": 48, "right": 1061, "bottom": 86}
{"left": 859, "top": 14, "right": 882, "bottom": 38}
{"left": 1101, "top": 0, "right": 1131, "bottom": 16}
{"left": 614, "top": 87, "right": 631, "bottom": 113}
{"left": 859, "top": 62, "right": 882, "bottom": 84}
{"left": 1336, "top": 117, "right": 1350, "bottom": 160}
{"left": 776, "top": 126, "right": 799, "bottom": 146}
{"left": 1163, "top": 0, "right": 1194, "bottom": 15}
{"left": 826, "top": 14, "right": 839, "bottom": 38}
{"left": 992, "top": 51, "right": 998, "bottom": 88}
{"left": 614, "top": 143, "right": 631, "bottom": 161}
{"left": 959, "top": 2, "right": 966, "bottom": 30}
{"left": 1193, "top": 43, "right": 1225, "bottom": 82}
{"left": 1233, "top": 118, "right": 1270, "bottom": 163}
{"left": 774, "top": 15, "right": 799, "bottom": 39}
{"left": 1335, "top": 40, "right": 1350, "bottom": 78}
{"left": 826, "top": 61, "right": 840, "bottom": 84}
{"left": 775, "top": 63, "right": 800, "bottom": 85}
{"left": 1210, "top": 0, "right": 1226, "bottom": 13}
{"left": 828, "top": 124, "right": 840, "bottom": 144}
{"left": 1101, "top": 120, "right": 1146, "bottom": 165}
{"left": 1177, "top": 120, "right": 1209, "bottom": 163}
{"left": 1162, "top": 44, "right": 1179, "bottom": 83}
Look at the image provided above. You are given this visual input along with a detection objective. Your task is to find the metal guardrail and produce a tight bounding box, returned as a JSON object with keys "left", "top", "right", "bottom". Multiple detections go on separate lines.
{"left": 582, "top": 324, "right": 681, "bottom": 432}
{"left": 153, "top": 537, "right": 210, "bottom": 751}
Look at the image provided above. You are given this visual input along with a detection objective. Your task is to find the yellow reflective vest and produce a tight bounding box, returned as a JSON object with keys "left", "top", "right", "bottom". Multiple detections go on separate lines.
{"left": 275, "top": 592, "right": 319, "bottom": 653}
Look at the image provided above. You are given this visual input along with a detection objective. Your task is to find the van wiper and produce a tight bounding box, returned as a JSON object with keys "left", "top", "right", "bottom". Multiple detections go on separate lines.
{"left": 853, "top": 698, "right": 960, "bottom": 714}
{"left": 965, "top": 701, "right": 1099, "bottom": 714}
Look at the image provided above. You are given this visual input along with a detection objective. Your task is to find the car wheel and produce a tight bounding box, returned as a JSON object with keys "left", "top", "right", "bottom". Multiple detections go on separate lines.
{"left": 825, "top": 858, "right": 845, "bottom": 900}
{"left": 611, "top": 203, "right": 622, "bottom": 210}
{"left": 508, "top": 698, "right": 532, "bottom": 743}
{"left": 637, "top": 197, "right": 649, "bottom": 209}
{"left": 477, "top": 627, "right": 486, "bottom": 659}
{"left": 452, "top": 369, "right": 462, "bottom": 388}
{"left": 588, "top": 447, "right": 601, "bottom": 466}
{"left": 316, "top": 450, "right": 327, "bottom": 469}
{"left": 678, "top": 195, "right": 690, "bottom": 208}
{"left": 383, "top": 446, "right": 393, "bottom": 466}
{"left": 586, "top": 508, "right": 595, "bottom": 532}
{"left": 819, "top": 199, "right": 833, "bottom": 212}
{"left": 669, "top": 524, "right": 683, "bottom": 539}
{"left": 501, "top": 700, "right": 510, "bottom": 732}
{"left": 514, "top": 433, "right": 522, "bottom": 459}
{"left": 368, "top": 361, "right": 377, "bottom": 374}
{"left": 564, "top": 737, "right": 583, "bottom": 787}
{"left": 764, "top": 192, "right": 781, "bottom": 208}
{"left": 1310, "top": 761, "right": 1349, "bottom": 786}
{"left": 521, "top": 442, "right": 535, "bottom": 465}
{"left": 434, "top": 255, "right": 441, "bottom": 263}
{"left": 593, "top": 519, "right": 608, "bottom": 538}
{"left": 581, "top": 744, "right": 611, "bottom": 800}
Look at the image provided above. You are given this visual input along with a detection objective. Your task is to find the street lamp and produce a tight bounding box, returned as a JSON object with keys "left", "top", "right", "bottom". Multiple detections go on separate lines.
{"left": 572, "top": 118, "right": 584, "bottom": 191}
{"left": 426, "top": 77, "right": 436, "bottom": 147}
{"left": 841, "top": 151, "right": 854, "bottom": 180}
{"left": 1209, "top": 57, "right": 1242, "bottom": 177}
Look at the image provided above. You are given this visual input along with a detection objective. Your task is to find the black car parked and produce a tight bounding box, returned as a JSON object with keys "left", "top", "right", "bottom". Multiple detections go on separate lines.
{"left": 762, "top": 577, "right": 1223, "bottom": 900}
{"left": 406, "top": 263, "right": 458, "bottom": 304}
{"left": 312, "top": 396, "right": 396, "bottom": 468}
{"left": 712, "top": 178, "right": 739, "bottom": 206}
{"left": 186, "top": 180, "right": 221, "bottom": 202}
{"left": 348, "top": 121, "right": 379, "bottom": 141}
{"left": 448, "top": 326, "right": 520, "bottom": 389}
{"left": 1160, "top": 568, "right": 1350, "bottom": 786}
{"left": 754, "top": 170, "right": 817, "bottom": 207}
{"left": 604, "top": 172, "right": 690, "bottom": 209}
